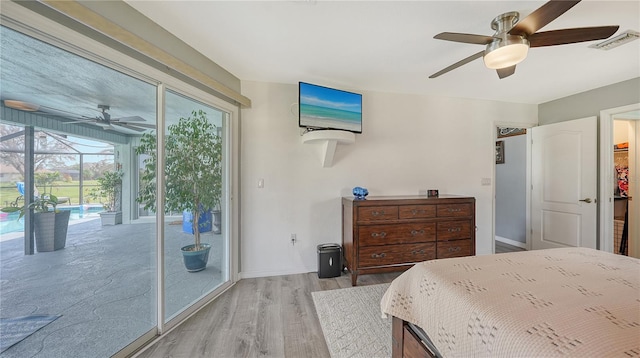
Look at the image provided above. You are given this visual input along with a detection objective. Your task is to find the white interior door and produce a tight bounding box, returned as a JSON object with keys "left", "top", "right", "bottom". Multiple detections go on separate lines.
{"left": 531, "top": 117, "right": 597, "bottom": 250}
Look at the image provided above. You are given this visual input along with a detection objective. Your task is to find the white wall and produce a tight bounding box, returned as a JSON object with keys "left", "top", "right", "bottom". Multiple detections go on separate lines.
{"left": 239, "top": 81, "right": 538, "bottom": 278}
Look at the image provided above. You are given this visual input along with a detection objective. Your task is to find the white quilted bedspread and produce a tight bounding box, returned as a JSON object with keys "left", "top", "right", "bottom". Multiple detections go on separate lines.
{"left": 381, "top": 247, "right": 640, "bottom": 357}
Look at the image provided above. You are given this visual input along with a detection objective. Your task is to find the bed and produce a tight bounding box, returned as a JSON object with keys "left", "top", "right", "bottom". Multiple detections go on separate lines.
{"left": 380, "top": 247, "right": 640, "bottom": 357}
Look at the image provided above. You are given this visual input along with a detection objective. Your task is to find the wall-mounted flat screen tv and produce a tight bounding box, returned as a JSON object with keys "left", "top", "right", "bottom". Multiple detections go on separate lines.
{"left": 299, "top": 82, "right": 362, "bottom": 133}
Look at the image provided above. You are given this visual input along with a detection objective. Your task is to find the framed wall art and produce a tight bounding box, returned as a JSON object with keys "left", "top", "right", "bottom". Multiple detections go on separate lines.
{"left": 497, "top": 127, "right": 527, "bottom": 138}
{"left": 496, "top": 140, "right": 505, "bottom": 164}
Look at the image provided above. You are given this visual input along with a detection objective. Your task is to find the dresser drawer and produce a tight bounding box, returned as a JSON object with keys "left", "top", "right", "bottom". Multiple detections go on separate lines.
{"left": 344, "top": 196, "right": 475, "bottom": 286}
{"left": 359, "top": 243, "right": 436, "bottom": 268}
{"left": 437, "top": 239, "right": 472, "bottom": 259}
{"left": 359, "top": 223, "right": 436, "bottom": 246}
{"left": 437, "top": 220, "right": 472, "bottom": 241}
{"left": 437, "top": 204, "right": 472, "bottom": 217}
{"left": 398, "top": 205, "right": 436, "bottom": 219}
{"left": 358, "top": 206, "right": 398, "bottom": 221}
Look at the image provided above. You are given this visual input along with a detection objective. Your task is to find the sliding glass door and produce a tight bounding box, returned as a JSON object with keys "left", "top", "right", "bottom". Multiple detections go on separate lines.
{"left": 0, "top": 15, "right": 236, "bottom": 356}
{"left": 161, "top": 90, "right": 230, "bottom": 321}
{"left": 0, "top": 25, "right": 159, "bottom": 357}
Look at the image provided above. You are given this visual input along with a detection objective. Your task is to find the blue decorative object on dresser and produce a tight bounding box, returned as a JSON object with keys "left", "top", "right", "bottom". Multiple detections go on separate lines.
{"left": 352, "top": 187, "right": 368, "bottom": 200}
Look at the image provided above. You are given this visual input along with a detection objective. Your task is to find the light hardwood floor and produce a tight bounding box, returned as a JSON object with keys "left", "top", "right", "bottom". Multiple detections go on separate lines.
{"left": 136, "top": 271, "right": 400, "bottom": 358}
{"left": 137, "top": 245, "right": 524, "bottom": 357}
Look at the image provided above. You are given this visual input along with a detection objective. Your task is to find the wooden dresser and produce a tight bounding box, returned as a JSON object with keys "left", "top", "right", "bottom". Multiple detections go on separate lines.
{"left": 342, "top": 195, "right": 476, "bottom": 286}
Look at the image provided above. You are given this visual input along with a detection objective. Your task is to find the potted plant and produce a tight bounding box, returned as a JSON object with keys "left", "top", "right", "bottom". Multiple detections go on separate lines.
{"left": 1, "top": 194, "right": 70, "bottom": 252}
{"left": 89, "top": 170, "right": 123, "bottom": 226}
{"left": 136, "top": 109, "right": 223, "bottom": 272}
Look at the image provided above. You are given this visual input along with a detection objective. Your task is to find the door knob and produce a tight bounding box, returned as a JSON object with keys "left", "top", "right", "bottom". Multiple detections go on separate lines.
{"left": 579, "top": 198, "right": 592, "bottom": 203}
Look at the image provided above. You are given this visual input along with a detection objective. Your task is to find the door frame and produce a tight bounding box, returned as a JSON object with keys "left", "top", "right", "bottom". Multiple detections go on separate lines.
{"left": 600, "top": 103, "right": 640, "bottom": 253}
{"left": 492, "top": 122, "right": 535, "bottom": 253}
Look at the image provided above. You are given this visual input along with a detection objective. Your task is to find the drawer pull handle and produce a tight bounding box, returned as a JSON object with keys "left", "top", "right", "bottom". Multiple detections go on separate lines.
{"left": 411, "top": 209, "right": 426, "bottom": 215}
{"left": 371, "top": 232, "right": 387, "bottom": 238}
{"left": 410, "top": 229, "right": 425, "bottom": 236}
{"left": 448, "top": 208, "right": 461, "bottom": 212}
{"left": 412, "top": 249, "right": 426, "bottom": 255}
{"left": 447, "top": 227, "right": 462, "bottom": 232}
{"left": 371, "top": 210, "right": 385, "bottom": 216}
{"left": 448, "top": 246, "right": 461, "bottom": 253}
{"left": 371, "top": 253, "right": 387, "bottom": 259}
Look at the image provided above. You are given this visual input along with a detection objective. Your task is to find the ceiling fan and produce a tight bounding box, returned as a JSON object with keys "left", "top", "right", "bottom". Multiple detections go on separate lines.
{"left": 429, "top": 0, "right": 619, "bottom": 79}
{"left": 65, "top": 104, "right": 155, "bottom": 132}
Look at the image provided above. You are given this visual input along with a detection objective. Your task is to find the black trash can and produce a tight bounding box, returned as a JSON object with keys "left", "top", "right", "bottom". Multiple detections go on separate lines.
{"left": 317, "top": 244, "right": 342, "bottom": 278}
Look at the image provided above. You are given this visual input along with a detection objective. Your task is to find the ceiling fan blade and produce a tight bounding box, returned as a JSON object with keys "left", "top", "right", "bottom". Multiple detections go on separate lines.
{"left": 528, "top": 26, "right": 619, "bottom": 47}
{"left": 429, "top": 50, "right": 485, "bottom": 79}
{"left": 509, "top": 0, "right": 581, "bottom": 36}
{"left": 61, "top": 119, "right": 96, "bottom": 124}
{"left": 497, "top": 66, "right": 516, "bottom": 79}
{"left": 434, "top": 32, "right": 495, "bottom": 45}
{"left": 112, "top": 123, "right": 147, "bottom": 132}
{"left": 123, "top": 122, "right": 155, "bottom": 129}
{"left": 112, "top": 116, "right": 146, "bottom": 122}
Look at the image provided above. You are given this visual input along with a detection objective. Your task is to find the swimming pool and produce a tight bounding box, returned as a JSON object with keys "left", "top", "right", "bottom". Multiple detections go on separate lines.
{"left": 0, "top": 205, "right": 105, "bottom": 235}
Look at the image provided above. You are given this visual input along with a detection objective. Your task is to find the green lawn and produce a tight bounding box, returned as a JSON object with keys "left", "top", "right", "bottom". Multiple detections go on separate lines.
{"left": 0, "top": 180, "right": 101, "bottom": 207}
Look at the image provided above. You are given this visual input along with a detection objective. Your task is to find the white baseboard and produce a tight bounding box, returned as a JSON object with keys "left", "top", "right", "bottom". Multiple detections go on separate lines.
{"left": 239, "top": 267, "right": 314, "bottom": 279}
{"left": 495, "top": 235, "right": 527, "bottom": 249}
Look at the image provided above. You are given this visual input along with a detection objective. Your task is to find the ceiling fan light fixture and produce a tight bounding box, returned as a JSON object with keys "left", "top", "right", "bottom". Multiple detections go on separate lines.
{"left": 483, "top": 36, "right": 529, "bottom": 70}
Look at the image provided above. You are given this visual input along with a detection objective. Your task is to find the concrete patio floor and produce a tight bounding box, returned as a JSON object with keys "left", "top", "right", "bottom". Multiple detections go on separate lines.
{"left": 0, "top": 217, "right": 226, "bottom": 358}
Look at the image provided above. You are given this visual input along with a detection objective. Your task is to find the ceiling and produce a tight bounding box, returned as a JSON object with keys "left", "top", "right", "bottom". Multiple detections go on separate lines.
{"left": 1, "top": 0, "right": 638, "bottom": 138}
{"left": 0, "top": 25, "right": 220, "bottom": 136}
{"left": 126, "top": 0, "right": 640, "bottom": 105}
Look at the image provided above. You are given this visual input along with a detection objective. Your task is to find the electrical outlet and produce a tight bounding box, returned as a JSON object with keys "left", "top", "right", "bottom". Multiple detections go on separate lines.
{"left": 290, "top": 234, "right": 297, "bottom": 245}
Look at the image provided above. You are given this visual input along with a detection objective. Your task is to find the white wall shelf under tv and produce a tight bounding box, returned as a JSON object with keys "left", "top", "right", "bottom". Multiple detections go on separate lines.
{"left": 301, "top": 130, "right": 355, "bottom": 168}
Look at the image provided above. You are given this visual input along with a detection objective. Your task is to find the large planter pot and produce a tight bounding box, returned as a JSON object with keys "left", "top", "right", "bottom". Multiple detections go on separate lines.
{"left": 100, "top": 211, "right": 122, "bottom": 226}
{"left": 180, "top": 243, "right": 211, "bottom": 272}
{"left": 33, "top": 210, "right": 70, "bottom": 252}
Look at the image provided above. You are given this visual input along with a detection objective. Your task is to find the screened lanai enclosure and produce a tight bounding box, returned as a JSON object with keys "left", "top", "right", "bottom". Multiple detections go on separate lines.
{"left": 0, "top": 20, "right": 232, "bottom": 358}
{"left": 0, "top": 125, "right": 116, "bottom": 239}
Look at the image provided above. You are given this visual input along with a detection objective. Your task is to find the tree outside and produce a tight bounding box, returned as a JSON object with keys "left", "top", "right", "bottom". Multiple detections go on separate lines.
{"left": 0, "top": 125, "right": 75, "bottom": 178}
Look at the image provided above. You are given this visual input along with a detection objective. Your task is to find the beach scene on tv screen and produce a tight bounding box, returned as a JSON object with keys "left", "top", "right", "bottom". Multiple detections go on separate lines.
{"left": 300, "top": 83, "right": 362, "bottom": 132}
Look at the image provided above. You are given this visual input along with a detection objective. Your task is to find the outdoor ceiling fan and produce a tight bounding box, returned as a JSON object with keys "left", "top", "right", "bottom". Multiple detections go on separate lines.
{"left": 65, "top": 104, "right": 155, "bottom": 132}
{"left": 429, "top": 0, "right": 619, "bottom": 79}
{"left": 2, "top": 99, "right": 155, "bottom": 133}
